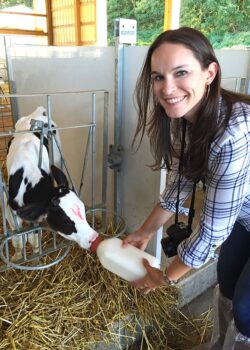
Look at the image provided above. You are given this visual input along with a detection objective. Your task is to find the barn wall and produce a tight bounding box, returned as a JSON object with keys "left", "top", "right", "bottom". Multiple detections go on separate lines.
{"left": 50, "top": 0, "right": 97, "bottom": 46}
{"left": 8, "top": 45, "right": 250, "bottom": 258}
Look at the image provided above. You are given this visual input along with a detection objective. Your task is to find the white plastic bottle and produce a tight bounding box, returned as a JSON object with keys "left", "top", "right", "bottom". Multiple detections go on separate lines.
{"left": 90, "top": 236, "right": 160, "bottom": 282}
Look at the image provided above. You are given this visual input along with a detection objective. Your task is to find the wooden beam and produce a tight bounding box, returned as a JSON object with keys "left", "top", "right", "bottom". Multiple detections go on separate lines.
{"left": 53, "top": 24, "right": 75, "bottom": 29}
{"left": 0, "top": 28, "right": 47, "bottom": 36}
{"left": 93, "top": 0, "right": 97, "bottom": 45}
{"left": 80, "top": 21, "right": 96, "bottom": 25}
{"left": 74, "top": 0, "right": 81, "bottom": 45}
{"left": 164, "top": 0, "right": 172, "bottom": 31}
{"left": 45, "top": 0, "right": 53, "bottom": 45}
{"left": 0, "top": 10, "right": 46, "bottom": 17}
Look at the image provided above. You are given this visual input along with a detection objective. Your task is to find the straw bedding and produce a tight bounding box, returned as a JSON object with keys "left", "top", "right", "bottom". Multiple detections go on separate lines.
{"left": 0, "top": 242, "right": 212, "bottom": 350}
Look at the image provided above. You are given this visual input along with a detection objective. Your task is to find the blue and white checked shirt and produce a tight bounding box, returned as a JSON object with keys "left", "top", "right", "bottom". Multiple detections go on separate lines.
{"left": 160, "top": 97, "right": 250, "bottom": 268}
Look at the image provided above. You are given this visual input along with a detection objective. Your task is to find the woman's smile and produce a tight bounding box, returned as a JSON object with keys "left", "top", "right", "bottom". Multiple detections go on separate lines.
{"left": 163, "top": 96, "right": 186, "bottom": 104}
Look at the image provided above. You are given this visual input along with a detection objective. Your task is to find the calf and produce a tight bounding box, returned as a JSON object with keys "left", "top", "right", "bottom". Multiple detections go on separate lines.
{"left": 5, "top": 107, "right": 98, "bottom": 261}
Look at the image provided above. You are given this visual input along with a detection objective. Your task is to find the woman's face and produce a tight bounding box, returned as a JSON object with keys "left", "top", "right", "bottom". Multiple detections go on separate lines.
{"left": 151, "top": 43, "right": 217, "bottom": 122}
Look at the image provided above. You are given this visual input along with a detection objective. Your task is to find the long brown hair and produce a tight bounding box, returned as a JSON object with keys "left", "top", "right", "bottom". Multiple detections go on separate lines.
{"left": 133, "top": 27, "right": 250, "bottom": 181}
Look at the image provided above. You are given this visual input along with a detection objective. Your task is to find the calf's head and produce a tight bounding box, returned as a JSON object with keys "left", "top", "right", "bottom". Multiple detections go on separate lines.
{"left": 46, "top": 165, "right": 99, "bottom": 250}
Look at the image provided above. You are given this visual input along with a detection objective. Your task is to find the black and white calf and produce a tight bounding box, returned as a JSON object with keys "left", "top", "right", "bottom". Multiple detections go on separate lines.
{"left": 5, "top": 106, "right": 98, "bottom": 261}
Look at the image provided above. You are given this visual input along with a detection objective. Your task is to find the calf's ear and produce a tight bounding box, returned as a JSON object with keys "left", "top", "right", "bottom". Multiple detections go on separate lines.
{"left": 51, "top": 165, "right": 69, "bottom": 187}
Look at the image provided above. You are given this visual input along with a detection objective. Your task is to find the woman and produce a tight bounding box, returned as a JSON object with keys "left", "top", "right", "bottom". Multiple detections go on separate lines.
{"left": 122, "top": 27, "right": 250, "bottom": 349}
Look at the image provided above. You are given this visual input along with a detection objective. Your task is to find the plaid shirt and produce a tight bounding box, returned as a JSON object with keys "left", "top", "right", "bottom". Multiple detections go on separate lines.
{"left": 160, "top": 97, "right": 250, "bottom": 268}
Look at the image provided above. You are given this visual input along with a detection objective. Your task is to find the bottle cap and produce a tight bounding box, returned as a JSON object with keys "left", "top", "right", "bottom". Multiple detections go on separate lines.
{"left": 89, "top": 236, "right": 103, "bottom": 253}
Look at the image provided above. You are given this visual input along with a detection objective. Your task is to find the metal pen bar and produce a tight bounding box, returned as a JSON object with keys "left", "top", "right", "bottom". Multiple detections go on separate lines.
{"left": 0, "top": 123, "right": 96, "bottom": 138}
{"left": 0, "top": 90, "right": 108, "bottom": 98}
{"left": 3, "top": 184, "right": 20, "bottom": 232}
{"left": 102, "top": 91, "right": 109, "bottom": 209}
{"left": 1, "top": 178, "right": 20, "bottom": 232}
{"left": 101, "top": 92, "right": 109, "bottom": 227}
{"left": 0, "top": 169, "right": 10, "bottom": 262}
{"left": 4, "top": 36, "right": 19, "bottom": 123}
{"left": 114, "top": 39, "right": 124, "bottom": 216}
{"left": 38, "top": 123, "right": 44, "bottom": 170}
{"left": 0, "top": 234, "right": 73, "bottom": 271}
{"left": 91, "top": 93, "right": 96, "bottom": 226}
{"left": 46, "top": 95, "right": 54, "bottom": 166}
{"left": 51, "top": 132, "right": 76, "bottom": 192}
{"left": 53, "top": 231, "right": 57, "bottom": 250}
{"left": 22, "top": 233, "right": 27, "bottom": 261}
{"left": 38, "top": 229, "right": 42, "bottom": 255}
{"left": 79, "top": 127, "right": 91, "bottom": 197}
{"left": 0, "top": 170, "right": 9, "bottom": 237}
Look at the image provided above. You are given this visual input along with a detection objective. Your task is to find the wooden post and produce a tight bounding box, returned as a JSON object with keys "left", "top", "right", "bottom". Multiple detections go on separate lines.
{"left": 164, "top": 0, "right": 172, "bottom": 31}
{"left": 74, "top": 0, "right": 81, "bottom": 46}
{"left": 45, "top": 0, "right": 53, "bottom": 45}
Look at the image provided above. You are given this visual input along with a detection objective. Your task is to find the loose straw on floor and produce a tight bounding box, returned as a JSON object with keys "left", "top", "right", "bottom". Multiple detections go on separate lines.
{"left": 0, "top": 243, "right": 212, "bottom": 350}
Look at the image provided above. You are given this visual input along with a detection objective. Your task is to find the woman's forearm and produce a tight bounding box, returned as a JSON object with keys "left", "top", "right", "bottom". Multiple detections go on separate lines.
{"left": 140, "top": 203, "right": 174, "bottom": 235}
{"left": 166, "top": 255, "right": 192, "bottom": 281}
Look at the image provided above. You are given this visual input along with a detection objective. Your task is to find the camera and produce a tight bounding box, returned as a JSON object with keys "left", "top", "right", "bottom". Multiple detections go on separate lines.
{"left": 161, "top": 222, "right": 191, "bottom": 258}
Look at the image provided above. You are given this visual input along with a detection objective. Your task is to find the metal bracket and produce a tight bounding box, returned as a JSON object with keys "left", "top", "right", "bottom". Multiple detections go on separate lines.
{"left": 107, "top": 144, "right": 123, "bottom": 171}
{"left": 30, "top": 119, "right": 47, "bottom": 132}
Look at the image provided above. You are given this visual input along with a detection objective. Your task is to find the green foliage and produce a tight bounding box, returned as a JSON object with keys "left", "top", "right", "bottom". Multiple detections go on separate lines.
{"left": 107, "top": 0, "right": 250, "bottom": 48}
{"left": 0, "top": 0, "right": 33, "bottom": 10}
{"left": 107, "top": 0, "right": 164, "bottom": 45}
{"left": 180, "top": 0, "right": 250, "bottom": 48}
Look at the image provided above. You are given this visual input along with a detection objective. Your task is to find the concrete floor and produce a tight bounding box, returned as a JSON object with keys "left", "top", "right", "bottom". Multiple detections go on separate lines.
{"left": 181, "top": 284, "right": 215, "bottom": 319}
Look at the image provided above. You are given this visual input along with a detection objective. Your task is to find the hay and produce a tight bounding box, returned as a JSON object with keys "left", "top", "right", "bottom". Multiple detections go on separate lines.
{"left": 0, "top": 243, "right": 212, "bottom": 350}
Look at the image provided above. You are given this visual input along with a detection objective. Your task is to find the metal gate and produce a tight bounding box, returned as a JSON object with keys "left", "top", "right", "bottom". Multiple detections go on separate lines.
{"left": 0, "top": 89, "right": 114, "bottom": 271}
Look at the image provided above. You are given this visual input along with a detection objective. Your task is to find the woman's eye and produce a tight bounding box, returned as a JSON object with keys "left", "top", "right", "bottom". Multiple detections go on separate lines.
{"left": 151, "top": 74, "right": 163, "bottom": 82}
{"left": 176, "top": 70, "right": 188, "bottom": 77}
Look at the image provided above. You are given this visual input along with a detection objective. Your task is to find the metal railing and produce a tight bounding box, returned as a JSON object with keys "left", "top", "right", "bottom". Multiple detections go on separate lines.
{"left": 0, "top": 90, "right": 109, "bottom": 271}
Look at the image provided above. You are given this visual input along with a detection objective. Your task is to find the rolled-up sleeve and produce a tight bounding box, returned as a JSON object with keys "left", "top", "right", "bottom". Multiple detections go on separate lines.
{"left": 178, "top": 129, "right": 250, "bottom": 268}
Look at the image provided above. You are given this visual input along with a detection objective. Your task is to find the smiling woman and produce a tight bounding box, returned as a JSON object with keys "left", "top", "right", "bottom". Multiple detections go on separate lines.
{"left": 150, "top": 42, "right": 217, "bottom": 122}
{"left": 122, "top": 27, "right": 250, "bottom": 350}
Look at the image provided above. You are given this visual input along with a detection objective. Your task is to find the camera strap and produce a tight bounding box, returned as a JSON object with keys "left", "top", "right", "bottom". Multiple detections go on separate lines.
{"left": 175, "top": 119, "right": 196, "bottom": 236}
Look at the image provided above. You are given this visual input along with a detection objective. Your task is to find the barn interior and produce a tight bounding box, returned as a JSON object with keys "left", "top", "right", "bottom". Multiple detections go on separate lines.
{"left": 0, "top": 1, "right": 250, "bottom": 349}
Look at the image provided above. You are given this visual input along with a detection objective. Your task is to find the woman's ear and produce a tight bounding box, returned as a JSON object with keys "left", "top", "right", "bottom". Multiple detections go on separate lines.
{"left": 206, "top": 62, "right": 218, "bottom": 85}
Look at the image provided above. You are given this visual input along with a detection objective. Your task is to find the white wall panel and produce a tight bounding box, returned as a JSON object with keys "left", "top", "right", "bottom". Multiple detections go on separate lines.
{"left": 9, "top": 45, "right": 115, "bottom": 209}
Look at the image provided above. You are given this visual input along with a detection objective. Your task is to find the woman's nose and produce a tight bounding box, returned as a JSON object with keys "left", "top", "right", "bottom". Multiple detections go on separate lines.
{"left": 161, "top": 78, "right": 177, "bottom": 95}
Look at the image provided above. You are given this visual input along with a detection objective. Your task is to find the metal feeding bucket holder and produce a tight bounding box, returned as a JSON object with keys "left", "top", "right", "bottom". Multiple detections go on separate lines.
{"left": 86, "top": 208, "right": 126, "bottom": 238}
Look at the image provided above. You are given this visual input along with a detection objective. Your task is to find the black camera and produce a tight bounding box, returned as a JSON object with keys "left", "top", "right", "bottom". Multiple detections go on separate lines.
{"left": 161, "top": 222, "right": 191, "bottom": 258}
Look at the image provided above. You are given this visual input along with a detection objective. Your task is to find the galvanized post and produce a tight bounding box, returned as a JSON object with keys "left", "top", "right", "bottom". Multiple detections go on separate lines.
{"left": 113, "top": 37, "right": 124, "bottom": 216}
{"left": 3, "top": 36, "right": 19, "bottom": 123}
{"left": 111, "top": 18, "right": 137, "bottom": 216}
{"left": 102, "top": 91, "right": 109, "bottom": 209}
{"left": 91, "top": 93, "right": 96, "bottom": 225}
{"left": 46, "top": 94, "right": 54, "bottom": 166}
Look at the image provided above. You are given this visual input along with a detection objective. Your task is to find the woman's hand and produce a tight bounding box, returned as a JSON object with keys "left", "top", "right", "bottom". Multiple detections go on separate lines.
{"left": 122, "top": 228, "right": 154, "bottom": 251}
{"left": 122, "top": 203, "right": 174, "bottom": 251}
{"left": 130, "top": 258, "right": 166, "bottom": 294}
{"left": 129, "top": 256, "right": 192, "bottom": 295}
